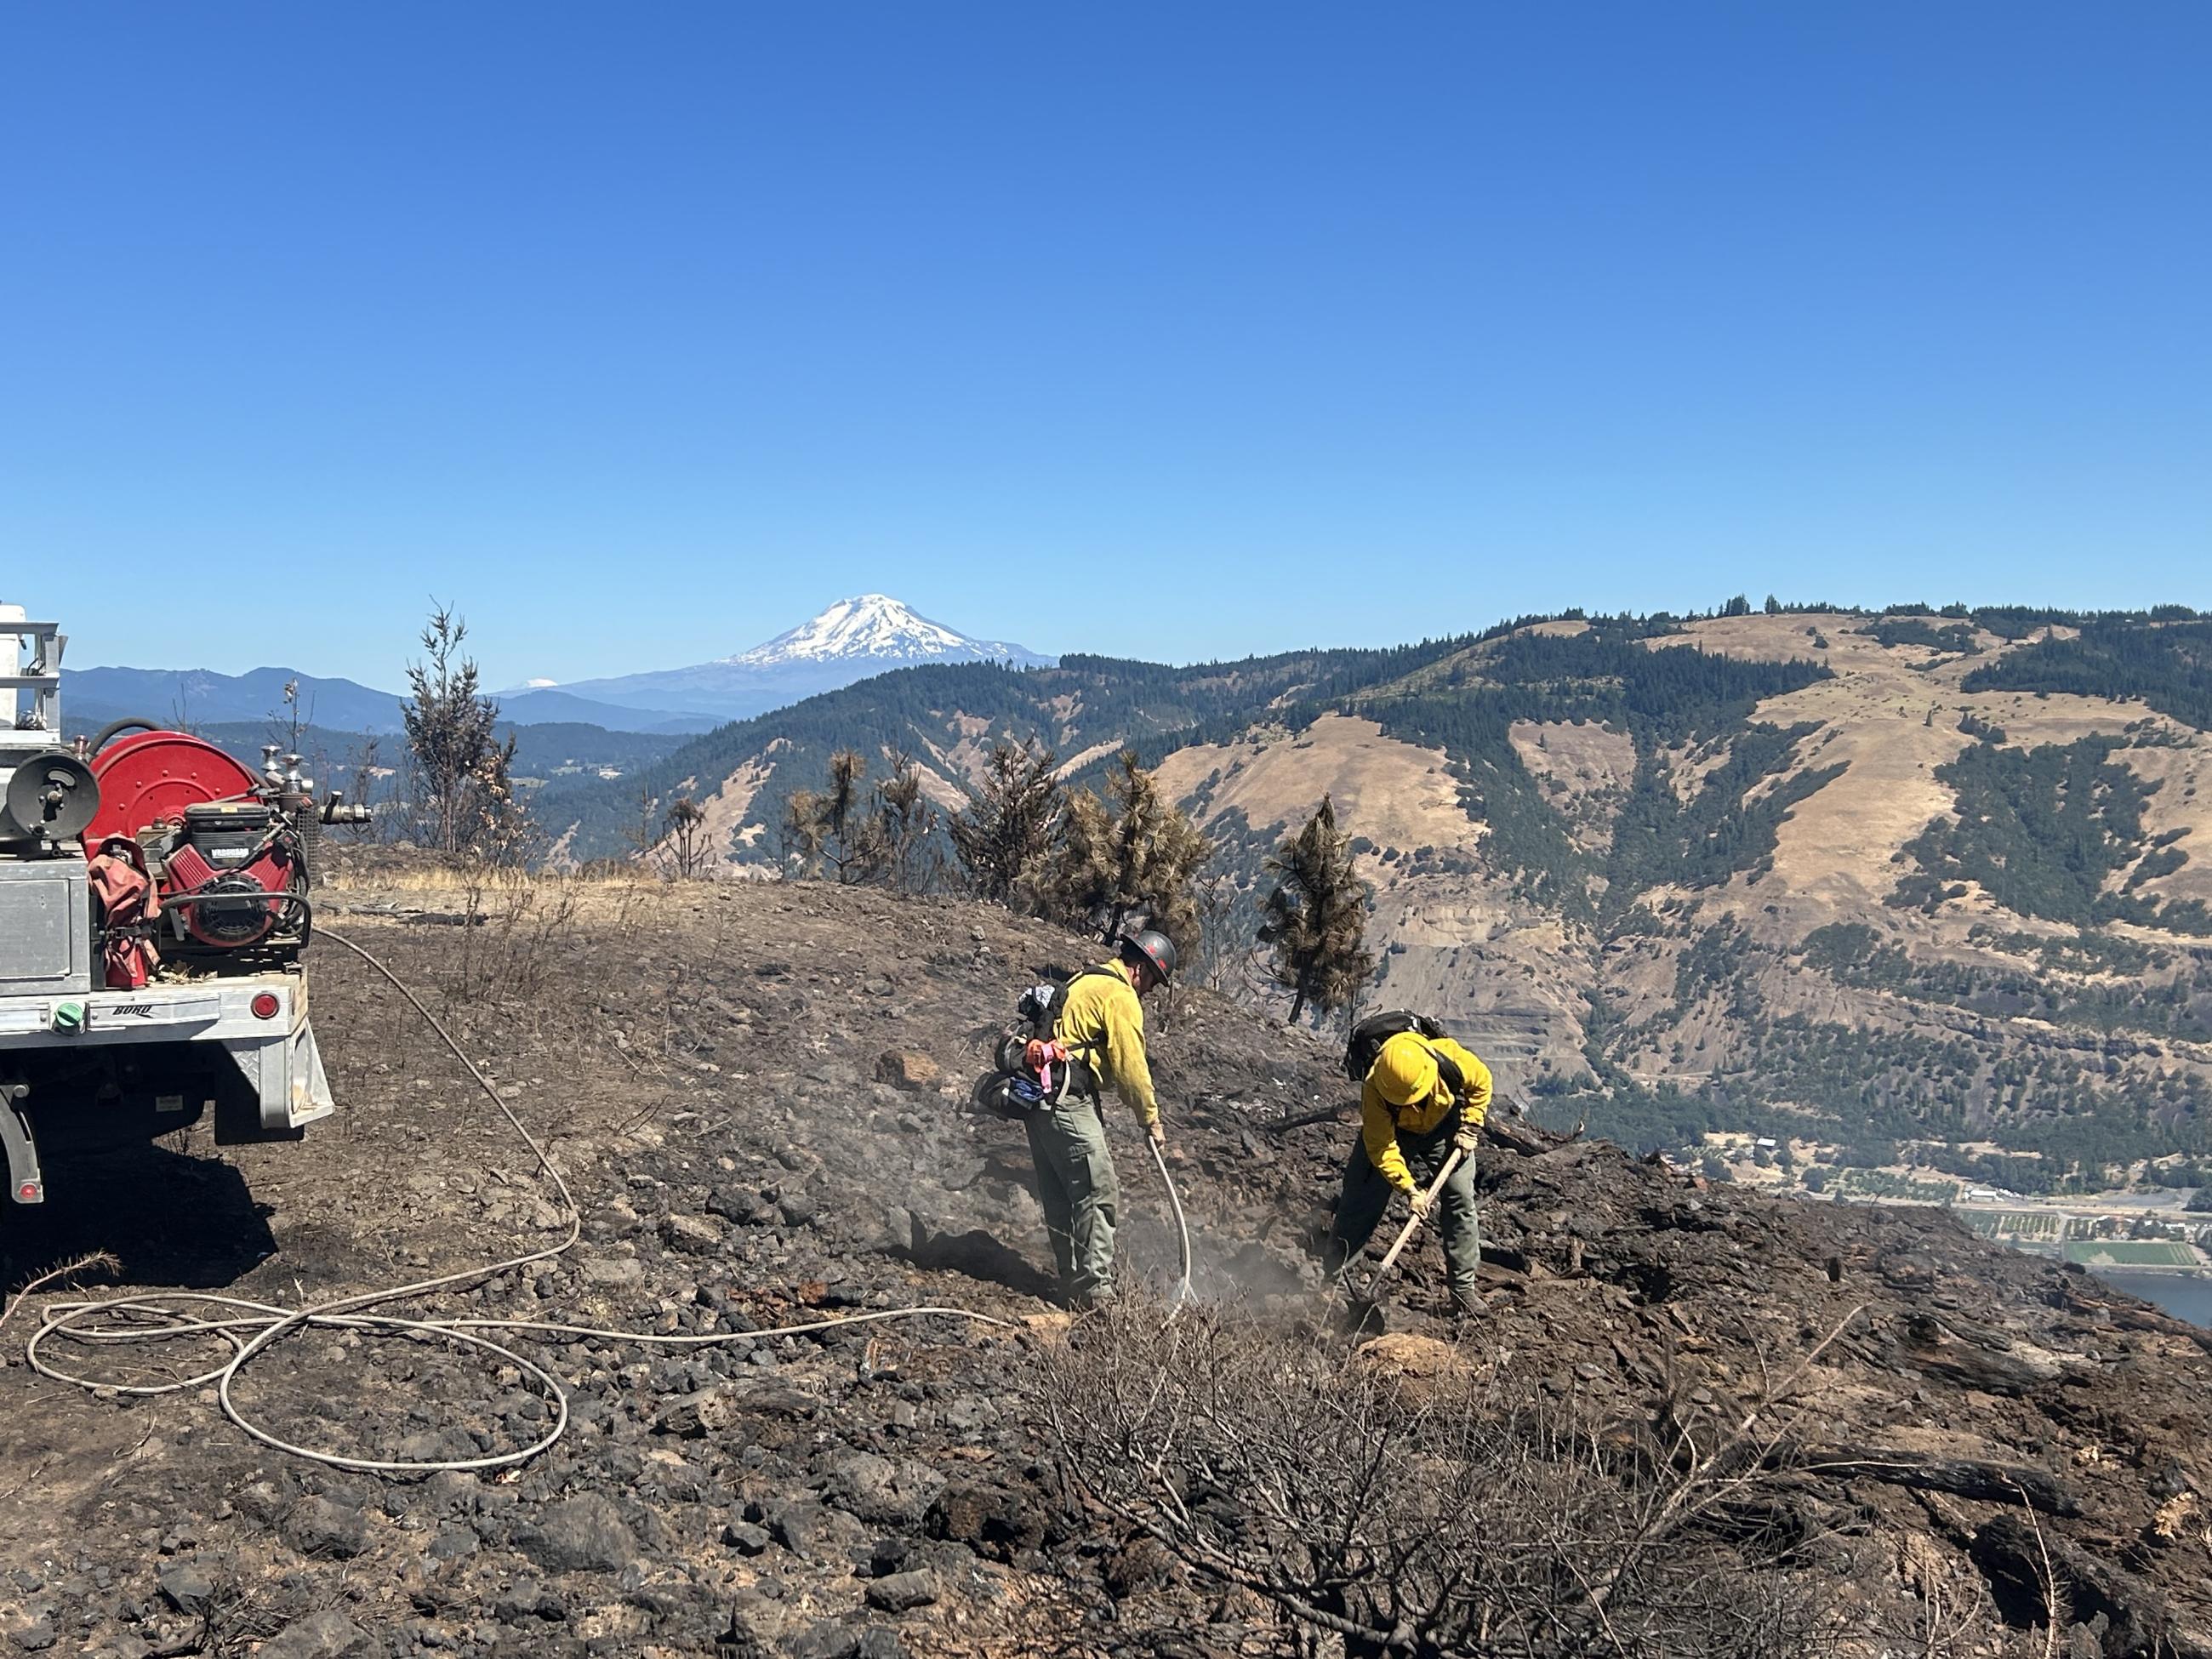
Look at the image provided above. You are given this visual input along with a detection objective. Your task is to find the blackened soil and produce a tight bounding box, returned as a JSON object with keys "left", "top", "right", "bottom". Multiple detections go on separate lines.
{"left": 0, "top": 871, "right": 2207, "bottom": 1658}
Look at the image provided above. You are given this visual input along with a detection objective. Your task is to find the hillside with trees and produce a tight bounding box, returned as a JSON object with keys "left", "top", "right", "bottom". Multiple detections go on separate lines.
{"left": 541, "top": 603, "right": 2212, "bottom": 1183}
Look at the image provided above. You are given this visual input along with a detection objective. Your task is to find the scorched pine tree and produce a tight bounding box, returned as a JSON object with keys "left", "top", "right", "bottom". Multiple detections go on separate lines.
{"left": 1045, "top": 751, "right": 1209, "bottom": 960}
{"left": 1258, "top": 794, "right": 1375, "bottom": 1025}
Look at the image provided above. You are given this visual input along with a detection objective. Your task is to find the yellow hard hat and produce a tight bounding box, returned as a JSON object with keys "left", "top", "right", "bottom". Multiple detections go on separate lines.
{"left": 1371, "top": 1035, "right": 1439, "bottom": 1108}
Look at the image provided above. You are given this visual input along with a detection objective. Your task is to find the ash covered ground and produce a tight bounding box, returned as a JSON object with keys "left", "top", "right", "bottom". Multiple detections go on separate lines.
{"left": 0, "top": 873, "right": 2209, "bottom": 1658}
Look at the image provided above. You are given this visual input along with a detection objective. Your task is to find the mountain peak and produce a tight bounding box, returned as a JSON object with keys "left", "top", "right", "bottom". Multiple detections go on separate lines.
{"left": 725, "top": 595, "right": 1043, "bottom": 669}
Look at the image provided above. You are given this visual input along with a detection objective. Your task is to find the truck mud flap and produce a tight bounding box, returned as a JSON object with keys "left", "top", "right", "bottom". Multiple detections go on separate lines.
{"left": 218, "top": 1017, "right": 335, "bottom": 1139}
{"left": 0, "top": 1079, "right": 43, "bottom": 1204}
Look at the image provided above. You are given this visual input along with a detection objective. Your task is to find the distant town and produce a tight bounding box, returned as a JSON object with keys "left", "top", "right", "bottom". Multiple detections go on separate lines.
{"left": 1699, "top": 1132, "right": 2212, "bottom": 1277}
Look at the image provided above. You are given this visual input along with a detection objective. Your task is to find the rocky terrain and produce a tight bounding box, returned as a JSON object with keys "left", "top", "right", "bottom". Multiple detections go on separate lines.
{"left": 1, "top": 873, "right": 2209, "bottom": 1657}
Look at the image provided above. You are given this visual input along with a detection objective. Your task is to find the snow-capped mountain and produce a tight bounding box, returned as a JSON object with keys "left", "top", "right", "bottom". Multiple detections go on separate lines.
{"left": 729, "top": 595, "right": 1037, "bottom": 669}
{"left": 548, "top": 596, "right": 1052, "bottom": 722}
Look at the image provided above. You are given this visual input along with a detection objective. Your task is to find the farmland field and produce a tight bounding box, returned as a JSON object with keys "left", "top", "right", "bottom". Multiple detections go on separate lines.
{"left": 2062, "top": 1240, "right": 2200, "bottom": 1268}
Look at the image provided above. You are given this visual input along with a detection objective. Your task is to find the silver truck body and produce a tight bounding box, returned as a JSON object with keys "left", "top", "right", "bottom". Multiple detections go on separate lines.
{"left": 0, "top": 607, "right": 336, "bottom": 1205}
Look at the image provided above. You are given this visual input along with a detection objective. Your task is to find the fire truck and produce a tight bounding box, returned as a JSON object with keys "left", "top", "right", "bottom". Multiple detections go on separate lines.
{"left": 0, "top": 606, "right": 367, "bottom": 1203}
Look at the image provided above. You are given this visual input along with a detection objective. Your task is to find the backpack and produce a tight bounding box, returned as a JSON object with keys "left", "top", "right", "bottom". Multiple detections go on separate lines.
{"left": 1343, "top": 1009, "right": 1459, "bottom": 1092}
{"left": 970, "top": 967, "right": 1118, "bottom": 1120}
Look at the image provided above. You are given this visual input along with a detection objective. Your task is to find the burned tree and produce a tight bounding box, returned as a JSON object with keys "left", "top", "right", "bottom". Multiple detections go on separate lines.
{"left": 781, "top": 749, "right": 876, "bottom": 884}
{"left": 948, "top": 738, "right": 1061, "bottom": 904}
{"left": 782, "top": 749, "right": 940, "bottom": 891}
{"left": 662, "top": 795, "right": 712, "bottom": 880}
{"left": 1043, "top": 750, "right": 1209, "bottom": 959}
{"left": 1258, "top": 794, "right": 1375, "bottom": 1025}
{"left": 1030, "top": 1303, "right": 1993, "bottom": 1659}
{"left": 870, "top": 750, "right": 938, "bottom": 896}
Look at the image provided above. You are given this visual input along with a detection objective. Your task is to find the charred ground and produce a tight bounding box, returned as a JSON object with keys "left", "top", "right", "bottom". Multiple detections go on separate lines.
{"left": 0, "top": 871, "right": 2208, "bottom": 1657}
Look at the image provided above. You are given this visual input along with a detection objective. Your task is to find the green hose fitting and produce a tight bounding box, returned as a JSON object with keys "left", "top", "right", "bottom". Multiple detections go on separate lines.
{"left": 50, "top": 1000, "right": 87, "bottom": 1034}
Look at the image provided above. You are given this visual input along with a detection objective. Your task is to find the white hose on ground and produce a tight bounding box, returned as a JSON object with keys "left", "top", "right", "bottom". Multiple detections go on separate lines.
{"left": 1147, "top": 1136, "right": 1193, "bottom": 1309}
{"left": 26, "top": 926, "right": 1012, "bottom": 1477}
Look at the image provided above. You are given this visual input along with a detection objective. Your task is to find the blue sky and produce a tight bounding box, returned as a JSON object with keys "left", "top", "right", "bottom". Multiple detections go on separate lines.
{"left": 3, "top": 3, "right": 2206, "bottom": 690}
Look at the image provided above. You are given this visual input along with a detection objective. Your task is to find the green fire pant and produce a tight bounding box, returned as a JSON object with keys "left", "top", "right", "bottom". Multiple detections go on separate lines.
{"left": 1025, "top": 1095, "right": 1120, "bottom": 1308}
{"left": 1322, "top": 1110, "right": 1482, "bottom": 1306}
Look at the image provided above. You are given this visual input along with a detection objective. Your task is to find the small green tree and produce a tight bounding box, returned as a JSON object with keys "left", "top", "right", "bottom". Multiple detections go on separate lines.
{"left": 949, "top": 739, "right": 1061, "bottom": 905}
{"left": 1044, "top": 751, "right": 1210, "bottom": 959}
{"left": 402, "top": 603, "right": 527, "bottom": 861}
{"left": 1257, "top": 795, "right": 1375, "bottom": 1025}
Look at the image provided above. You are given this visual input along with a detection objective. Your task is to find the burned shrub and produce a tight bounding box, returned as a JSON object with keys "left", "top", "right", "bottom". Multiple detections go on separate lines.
{"left": 1027, "top": 1304, "right": 2032, "bottom": 1658}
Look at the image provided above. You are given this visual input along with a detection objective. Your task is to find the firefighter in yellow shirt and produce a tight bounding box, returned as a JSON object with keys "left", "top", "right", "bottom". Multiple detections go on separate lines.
{"left": 1028, "top": 930, "right": 1175, "bottom": 1308}
{"left": 1322, "top": 1027, "right": 1491, "bottom": 1314}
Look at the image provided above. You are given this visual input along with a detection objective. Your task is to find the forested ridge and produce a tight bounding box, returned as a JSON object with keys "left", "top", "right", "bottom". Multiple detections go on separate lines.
{"left": 537, "top": 603, "right": 2212, "bottom": 1183}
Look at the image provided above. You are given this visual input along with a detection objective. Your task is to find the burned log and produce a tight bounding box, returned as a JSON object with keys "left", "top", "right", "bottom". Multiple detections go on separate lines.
{"left": 1892, "top": 1313, "right": 2089, "bottom": 1397}
{"left": 1788, "top": 1444, "right": 2081, "bottom": 1516}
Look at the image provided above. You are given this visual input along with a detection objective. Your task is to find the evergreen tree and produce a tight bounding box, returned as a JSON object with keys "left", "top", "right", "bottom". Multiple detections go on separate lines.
{"left": 948, "top": 739, "right": 1061, "bottom": 904}
{"left": 1044, "top": 751, "right": 1210, "bottom": 957}
{"left": 1257, "top": 795, "right": 1376, "bottom": 1025}
{"left": 402, "top": 604, "right": 527, "bottom": 861}
{"left": 871, "top": 750, "right": 938, "bottom": 895}
{"left": 781, "top": 750, "right": 880, "bottom": 884}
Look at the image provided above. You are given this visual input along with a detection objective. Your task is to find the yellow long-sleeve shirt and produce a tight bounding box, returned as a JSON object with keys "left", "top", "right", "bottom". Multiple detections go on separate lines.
{"left": 1053, "top": 959, "right": 1160, "bottom": 1128}
{"left": 1360, "top": 1032, "right": 1492, "bottom": 1193}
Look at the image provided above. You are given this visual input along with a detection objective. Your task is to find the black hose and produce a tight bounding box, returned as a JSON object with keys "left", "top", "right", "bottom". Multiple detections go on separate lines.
{"left": 88, "top": 716, "right": 162, "bottom": 755}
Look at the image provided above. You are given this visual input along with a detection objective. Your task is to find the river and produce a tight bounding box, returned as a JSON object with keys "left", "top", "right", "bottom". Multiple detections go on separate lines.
{"left": 2091, "top": 1268, "right": 2212, "bottom": 1328}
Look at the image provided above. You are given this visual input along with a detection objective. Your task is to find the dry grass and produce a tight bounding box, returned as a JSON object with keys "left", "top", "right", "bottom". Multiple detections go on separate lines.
{"left": 1154, "top": 715, "right": 1479, "bottom": 861}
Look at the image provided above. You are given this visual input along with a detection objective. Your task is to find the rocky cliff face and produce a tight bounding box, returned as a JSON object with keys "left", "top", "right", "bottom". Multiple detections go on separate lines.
{"left": 1, "top": 874, "right": 2204, "bottom": 1656}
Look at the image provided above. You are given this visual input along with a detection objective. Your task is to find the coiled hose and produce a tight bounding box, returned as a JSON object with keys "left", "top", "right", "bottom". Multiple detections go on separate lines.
{"left": 28, "top": 926, "right": 1012, "bottom": 1476}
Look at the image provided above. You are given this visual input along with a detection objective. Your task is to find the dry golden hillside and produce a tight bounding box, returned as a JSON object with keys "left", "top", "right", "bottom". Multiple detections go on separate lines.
{"left": 549, "top": 607, "right": 2212, "bottom": 1181}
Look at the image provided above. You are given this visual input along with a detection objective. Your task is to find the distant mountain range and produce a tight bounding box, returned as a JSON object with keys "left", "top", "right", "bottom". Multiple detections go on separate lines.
{"left": 525, "top": 595, "right": 1053, "bottom": 721}
{"left": 58, "top": 665, "right": 716, "bottom": 738}
{"left": 59, "top": 595, "right": 1050, "bottom": 737}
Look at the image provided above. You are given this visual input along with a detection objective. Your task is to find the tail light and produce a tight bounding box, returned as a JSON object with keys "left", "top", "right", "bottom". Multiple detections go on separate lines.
{"left": 250, "top": 992, "right": 281, "bottom": 1020}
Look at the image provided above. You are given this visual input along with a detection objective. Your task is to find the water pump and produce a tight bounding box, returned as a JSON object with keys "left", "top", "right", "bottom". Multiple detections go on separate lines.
{"left": 83, "top": 729, "right": 369, "bottom": 968}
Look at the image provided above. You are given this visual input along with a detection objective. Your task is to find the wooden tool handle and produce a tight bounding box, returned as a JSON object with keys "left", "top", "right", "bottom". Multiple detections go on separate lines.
{"left": 1371, "top": 1146, "right": 1465, "bottom": 1280}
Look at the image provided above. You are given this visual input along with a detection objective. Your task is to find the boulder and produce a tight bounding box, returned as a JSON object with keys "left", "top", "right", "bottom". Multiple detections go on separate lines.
{"left": 863, "top": 1571, "right": 938, "bottom": 1613}
{"left": 662, "top": 1213, "right": 727, "bottom": 1254}
{"left": 653, "top": 1388, "right": 737, "bottom": 1439}
{"left": 281, "top": 1496, "right": 370, "bottom": 1559}
{"left": 823, "top": 1452, "right": 944, "bottom": 1529}
{"left": 255, "top": 1611, "right": 377, "bottom": 1659}
{"left": 155, "top": 1564, "right": 214, "bottom": 1616}
{"left": 873, "top": 1052, "right": 942, "bottom": 1093}
{"left": 516, "top": 1494, "right": 641, "bottom": 1572}
{"left": 925, "top": 1482, "right": 1046, "bottom": 1562}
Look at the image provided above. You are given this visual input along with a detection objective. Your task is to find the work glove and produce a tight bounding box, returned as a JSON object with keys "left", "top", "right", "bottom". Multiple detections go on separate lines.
{"left": 1453, "top": 1117, "right": 1480, "bottom": 1157}
{"left": 1407, "top": 1188, "right": 1434, "bottom": 1223}
{"left": 1147, "top": 1119, "right": 1166, "bottom": 1149}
